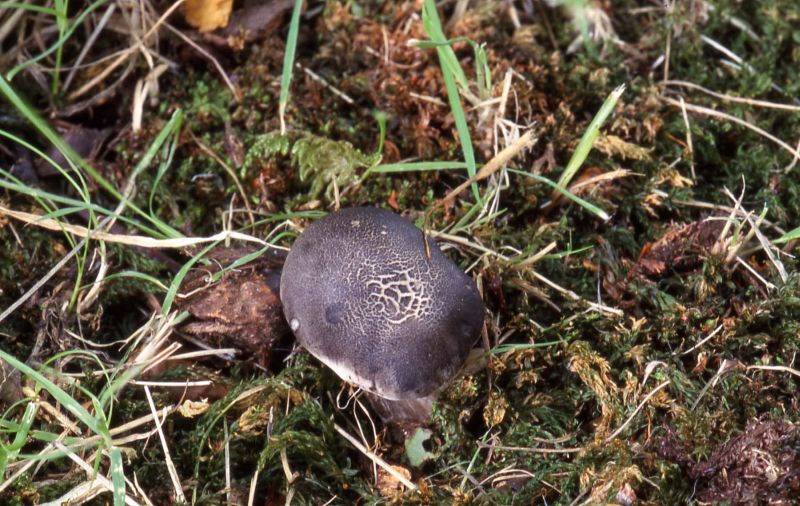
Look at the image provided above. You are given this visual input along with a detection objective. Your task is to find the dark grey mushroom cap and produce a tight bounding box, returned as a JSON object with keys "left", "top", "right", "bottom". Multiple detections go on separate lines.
{"left": 280, "top": 206, "right": 484, "bottom": 400}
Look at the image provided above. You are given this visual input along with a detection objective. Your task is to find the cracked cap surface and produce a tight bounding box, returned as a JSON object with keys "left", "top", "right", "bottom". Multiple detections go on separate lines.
{"left": 280, "top": 206, "right": 484, "bottom": 400}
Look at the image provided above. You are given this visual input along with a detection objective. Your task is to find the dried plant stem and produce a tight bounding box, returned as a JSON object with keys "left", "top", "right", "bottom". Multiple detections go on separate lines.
{"left": 333, "top": 422, "right": 417, "bottom": 491}
{"left": 144, "top": 386, "right": 186, "bottom": 502}
{"left": 661, "top": 96, "right": 800, "bottom": 164}
{"left": 0, "top": 203, "right": 283, "bottom": 249}
{"left": 605, "top": 380, "right": 670, "bottom": 442}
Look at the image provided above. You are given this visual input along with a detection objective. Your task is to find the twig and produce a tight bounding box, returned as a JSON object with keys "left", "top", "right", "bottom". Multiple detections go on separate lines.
{"left": 477, "top": 442, "right": 582, "bottom": 454}
{"left": 677, "top": 96, "right": 695, "bottom": 179}
{"left": 440, "top": 130, "right": 536, "bottom": 205}
{"left": 734, "top": 256, "right": 776, "bottom": 291}
{"left": 679, "top": 323, "right": 724, "bottom": 356}
{"left": 0, "top": 234, "right": 86, "bottom": 325}
{"left": 691, "top": 359, "right": 743, "bottom": 411}
{"left": 530, "top": 270, "right": 623, "bottom": 316}
{"left": 661, "top": 96, "right": 800, "bottom": 164}
{"left": 164, "top": 22, "right": 240, "bottom": 101}
{"left": 62, "top": 2, "right": 117, "bottom": 92}
{"left": 747, "top": 364, "right": 800, "bottom": 379}
{"left": 69, "top": 0, "right": 186, "bottom": 100}
{"left": 298, "top": 63, "right": 354, "bottom": 104}
{"left": 247, "top": 469, "right": 259, "bottom": 506}
{"left": 662, "top": 80, "right": 800, "bottom": 112}
{"left": 333, "top": 422, "right": 417, "bottom": 491}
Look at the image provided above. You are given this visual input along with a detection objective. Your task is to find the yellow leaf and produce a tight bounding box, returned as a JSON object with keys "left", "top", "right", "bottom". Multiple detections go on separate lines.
{"left": 184, "top": 0, "right": 233, "bottom": 33}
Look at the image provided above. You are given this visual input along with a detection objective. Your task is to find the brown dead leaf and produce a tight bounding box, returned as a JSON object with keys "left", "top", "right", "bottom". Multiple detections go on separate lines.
{"left": 36, "top": 124, "right": 110, "bottom": 178}
{"left": 631, "top": 219, "right": 725, "bottom": 279}
{"left": 222, "top": 0, "right": 295, "bottom": 42}
{"left": 185, "top": 0, "right": 233, "bottom": 33}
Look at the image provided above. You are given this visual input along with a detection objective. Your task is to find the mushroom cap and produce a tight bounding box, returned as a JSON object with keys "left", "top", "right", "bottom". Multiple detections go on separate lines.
{"left": 280, "top": 206, "right": 484, "bottom": 400}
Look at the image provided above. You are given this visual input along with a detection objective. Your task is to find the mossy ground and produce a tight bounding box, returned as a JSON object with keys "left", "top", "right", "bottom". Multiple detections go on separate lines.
{"left": 1, "top": 0, "right": 800, "bottom": 504}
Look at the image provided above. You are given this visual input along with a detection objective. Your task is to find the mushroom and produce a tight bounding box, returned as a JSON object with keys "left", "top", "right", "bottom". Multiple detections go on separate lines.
{"left": 280, "top": 206, "right": 484, "bottom": 418}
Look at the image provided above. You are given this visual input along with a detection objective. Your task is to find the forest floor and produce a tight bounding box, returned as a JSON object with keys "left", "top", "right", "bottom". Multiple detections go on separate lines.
{"left": 1, "top": 0, "right": 800, "bottom": 504}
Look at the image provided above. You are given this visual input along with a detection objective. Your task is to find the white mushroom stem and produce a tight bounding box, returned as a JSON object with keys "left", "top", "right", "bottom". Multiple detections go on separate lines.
{"left": 333, "top": 422, "right": 418, "bottom": 491}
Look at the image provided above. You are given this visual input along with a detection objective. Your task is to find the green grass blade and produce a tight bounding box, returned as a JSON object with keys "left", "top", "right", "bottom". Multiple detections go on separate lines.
{"left": 110, "top": 446, "right": 125, "bottom": 506}
{"left": 92, "top": 271, "right": 169, "bottom": 292}
{"left": 5, "top": 0, "right": 107, "bottom": 81}
{"left": 0, "top": 2, "right": 60, "bottom": 16}
{"left": 51, "top": 0, "right": 69, "bottom": 95}
{"left": 774, "top": 226, "right": 800, "bottom": 244}
{"left": 558, "top": 84, "right": 625, "bottom": 188}
{"left": 0, "top": 177, "right": 163, "bottom": 238}
{"left": 373, "top": 110, "right": 388, "bottom": 160}
{"left": 0, "top": 350, "right": 102, "bottom": 436}
{"left": 369, "top": 161, "right": 471, "bottom": 173}
{"left": 279, "top": 0, "right": 304, "bottom": 132}
{"left": 0, "top": 401, "right": 38, "bottom": 477}
{"left": 162, "top": 241, "right": 220, "bottom": 315}
{"left": 418, "top": 4, "right": 470, "bottom": 91}
{"left": 508, "top": 169, "right": 609, "bottom": 220}
{"left": 0, "top": 75, "right": 184, "bottom": 238}
{"left": 149, "top": 113, "right": 183, "bottom": 218}
{"left": 210, "top": 246, "right": 272, "bottom": 282}
{"left": 421, "top": 0, "right": 480, "bottom": 203}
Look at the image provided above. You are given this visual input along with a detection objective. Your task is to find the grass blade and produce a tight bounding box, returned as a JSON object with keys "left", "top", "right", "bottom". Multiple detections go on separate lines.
{"left": 508, "top": 169, "right": 609, "bottom": 220}
{"left": 369, "top": 161, "right": 471, "bottom": 173}
{"left": 558, "top": 84, "right": 625, "bottom": 188}
{"left": 110, "top": 446, "right": 125, "bottom": 506}
{"left": 162, "top": 241, "right": 220, "bottom": 315}
{"left": 279, "top": 0, "right": 304, "bottom": 133}
{"left": 0, "top": 351, "right": 102, "bottom": 436}
{"left": 421, "top": 0, "right": 480, "bottom": 203}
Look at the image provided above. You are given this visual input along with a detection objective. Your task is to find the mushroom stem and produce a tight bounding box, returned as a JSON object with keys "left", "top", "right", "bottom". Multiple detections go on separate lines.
{"left": 365, "top": 392, "right": 435, "bottom": 426}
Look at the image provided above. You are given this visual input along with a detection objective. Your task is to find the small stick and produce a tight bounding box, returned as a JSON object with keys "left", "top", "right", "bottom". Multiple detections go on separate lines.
{"left": 661, "top": 96, "right": 800, "bottom": 164}
{"left": 679, "top": 323, "right": 724, "bottom": 356}
{"left": 677, "top": 96, "right": 696, "bottom": 179}
{"left": 662, "top": 80, "right": 800, "bottom": 112}
{"left": 747, "top": 364, "right": 800, "bottom": 379}
{"left": 333, "top": 422, "right": 417, "bottom": 491}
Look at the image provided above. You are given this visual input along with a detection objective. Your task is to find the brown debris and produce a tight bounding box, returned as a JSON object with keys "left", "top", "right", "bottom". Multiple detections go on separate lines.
{"left": 377, "top": 464, "right": 413, "bottom": 498}
{"left": 0, "top": 359, "right": 23, "bottom": 407}
{"left": 176, "top": 247, "right": 289, "bottom": 367}
{"left": 656, "top": 420, "right": 800, "bottom": 504}
{"left": 630, "top": 219, "right": 725, "bottom": 280}
{"left": 34, "top": 124, "right": 111, "bottom": 179}
{"left": 221, "top": 0, "right": 295, "bottom": 43}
